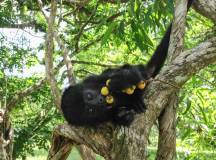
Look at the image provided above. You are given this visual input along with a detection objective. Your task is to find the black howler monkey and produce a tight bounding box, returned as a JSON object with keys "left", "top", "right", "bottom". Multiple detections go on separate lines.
{"left": 61, "top": 0, "right": 193, "bottom": 126}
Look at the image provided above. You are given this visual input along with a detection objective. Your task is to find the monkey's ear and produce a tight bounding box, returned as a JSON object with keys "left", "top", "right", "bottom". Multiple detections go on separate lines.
{"left": 145, "top": 66, "right": 156, "bottom": 79}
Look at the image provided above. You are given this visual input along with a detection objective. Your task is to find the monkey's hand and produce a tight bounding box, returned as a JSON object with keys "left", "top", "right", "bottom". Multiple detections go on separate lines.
{"left": 113, "top": 107, "right": 135, "bottom": 126}
{"left": 131, "top": 97, "right": 146, "bottom": 113}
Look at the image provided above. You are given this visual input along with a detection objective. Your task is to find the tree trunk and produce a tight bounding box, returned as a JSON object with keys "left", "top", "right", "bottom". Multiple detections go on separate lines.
{"left": 0, "top": 109, "right": 13, "bottom": 160}
{"left": 47, "top": 131, "right": 73, "bottom": 160}
{"left": 156, "top": 94, "right": 178, "bottom": 160}
{"left": 77, "top": 145, "right": 96, "bottom": 160}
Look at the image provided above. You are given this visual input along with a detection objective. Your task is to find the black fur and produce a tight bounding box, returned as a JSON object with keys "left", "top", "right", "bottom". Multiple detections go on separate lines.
{"left": 61, "top": 0, "right": 193, "bottom": 126}
{"left": 61, "top": 72, "right": 135, "bottom": 126}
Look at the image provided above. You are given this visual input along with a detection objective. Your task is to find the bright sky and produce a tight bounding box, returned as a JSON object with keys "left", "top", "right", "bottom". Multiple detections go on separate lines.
{"left": 0, "top": 28, "right": 45, "bottom": 77}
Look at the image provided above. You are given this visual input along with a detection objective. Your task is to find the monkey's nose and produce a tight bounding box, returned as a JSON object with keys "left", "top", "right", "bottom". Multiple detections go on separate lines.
{"left": 97, "top": 95, "right": 105, "bottom": 104}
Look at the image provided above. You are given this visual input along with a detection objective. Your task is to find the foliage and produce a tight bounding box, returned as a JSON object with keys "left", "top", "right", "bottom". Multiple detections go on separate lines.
{"left": 178, "top": 66, "right": 216, "bottom": 152}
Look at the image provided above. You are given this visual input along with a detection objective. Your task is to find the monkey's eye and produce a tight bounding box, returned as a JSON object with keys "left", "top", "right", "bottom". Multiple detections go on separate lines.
{"left": 86, "top": 93, "right": 94, "bottom": 100}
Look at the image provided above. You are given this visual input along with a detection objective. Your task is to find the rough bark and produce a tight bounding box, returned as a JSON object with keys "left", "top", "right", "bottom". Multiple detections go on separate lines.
{"left": 77, "top": 145, "right": 96, "bottom": 160}
{"left": 193, "top": 0, "right": 216, "bottom": 23}
{"left": 167, "top": 0, "right": 188, "bottom": 62}
{"left": 54, "top": 33, "right": 76, "bottom": 85}
{"left": 156, "top": 0, "right": 188, "bottom": 159}
{"left": 45, "top": 0, "right": 61, "bottom": 108}
{"left": 0, "top": 109, "right": 13, "bottom": 160}
{"left": 156, "top": 94, "right": 178, "bottom": 160}
{"left": 47, "top": 132, "right": 72, "bottom": 160}
{"left": 43, "top": 1, "right": 75, "bottom": 159}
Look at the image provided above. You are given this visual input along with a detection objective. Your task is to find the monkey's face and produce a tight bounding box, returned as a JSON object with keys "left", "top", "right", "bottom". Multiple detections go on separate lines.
{"left": 82, "top": 83, "right": 113, "bottom": 119}
{"left": 61, "top": 83, "right": 113, "bottom": 126}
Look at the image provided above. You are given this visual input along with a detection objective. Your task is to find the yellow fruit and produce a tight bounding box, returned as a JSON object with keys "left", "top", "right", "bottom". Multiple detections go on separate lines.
{"left": 101, "top": 86, "right": 109, "bottom": 96}
{"left": 137, "top": 81, "right": 146, "bottom": 90}
{"left": 106, "top": 79, "right": 111, "bottom": 86}
{"left": 122, "top": 86, "right": 135, "bottom": 95}
{"left": 106, "top": 95, "right": 114, "bottom": 104}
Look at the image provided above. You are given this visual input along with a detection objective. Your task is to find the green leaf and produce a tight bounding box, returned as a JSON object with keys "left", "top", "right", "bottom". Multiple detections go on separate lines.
{"left": 197, "top": 104, "right": 208, "bottom": 124}
{"left": 129, "top": 0, "right": 135, "bottom": 17}
{"left": 183, "top": 98, "right": 192, "bottom": 115}
{"left": 118, "top": 21, "right": 125, "bottom": 40}
{"left": 134, "top": 32, "right": 145, "bottom": 51}
{"left": 101, "top": 22, "right": 117, "bottom": 46}
{"left": 181, "top": 128, "right": 191, "bottom": 140}
{"left": 167, "top": 0, "right": 174, "bottom": 13}
{"left": 131, "top": 20, "right": 146, "bottom": 51}
{"left": 140, "top": 27, "right": 154, "bottom": 48}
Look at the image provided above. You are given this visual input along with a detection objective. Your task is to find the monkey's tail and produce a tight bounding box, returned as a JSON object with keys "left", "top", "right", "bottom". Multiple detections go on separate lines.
{"left": 146, "top": 0, "right": 194, "bottom": 78}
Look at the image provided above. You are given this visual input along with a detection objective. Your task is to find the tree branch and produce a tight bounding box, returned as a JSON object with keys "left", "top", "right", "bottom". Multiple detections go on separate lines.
{"left": 77, "top": 35, "right": 103, "bottom": 53}
{"left": 143, "top": 36, "right": 216, "bottom": 130}
{"left": 193, "top": 0, "right": 216, "bottom": 23}
{"left": 71, "top": 60, "right": 119, "bottom": 68}
{"left": 37, "top": 0, "right": 49, "bottom": 20}
{"left": 54, "top": 33, "right": 76, "bottom": 85}
{"left": 74, "top": 3, "right": 99, "bottom": 53}
{"left": 102, "top": 0, "right": 129, "bottom": 4}
{"left": 161, "top": 37, "right": 216, "bottom": 87}
{"left": 156, "top": 94, "right": 178, "bottom": 160}
{"left": 0, "top": 21, "right": 36, "bottom": 29}
{"left": 167, "top": 0, "right": 188, "bottom": 62}
{"left": 64, "top": 0, "right": 91, "bottom": 5}
{"left": 45, "top": 0, "right": 61, "bottom": 108}
{"left": 6, "top": 79, "right": 46, "bottom": 112}
{"left": 53, "top": 124, "right": 114, "bottom": 160}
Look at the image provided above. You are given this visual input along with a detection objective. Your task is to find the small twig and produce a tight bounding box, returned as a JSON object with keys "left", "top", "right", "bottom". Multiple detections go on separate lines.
{"left": 0, "top": 21, "right": 36, "bottom": 29}
{"left": 6, "top": 79, "right": 46, "bottom": 111}
{"left": 57, "top": 0, "right": 63, "bottom": 27}
{"left": 76, "top": 69, "right": 96, "bottom": 75}
{"left": 21, "top": 29, "right": 44, "bottom": 39}
{"left": 64, "top": 0, "right": 91, "bottom": 5}
{"left": 62, "top": 10, "right": 74, "bottom": 18}
{"left": 74, "top": 2, "right": 99, "bottom": 52}
{"left": 196, "top": 75, "right": 216, "bottom": 86}
{"left": 103, "top": 0, "right": 129, "bottom": 4}
{"left": 71, "top": 60, "right": 119, "bottom": 68}
{"left": 37, "top": 0, "right": 49, "bottom": 21}
{"left": 77, "top": 35, "right": 103, "bottom": 53}
{"left": 54, "top": 32, "right": 76, "bottom": 85}
{"left": 38, "top": 0, "right": 76, "bottom": 85}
